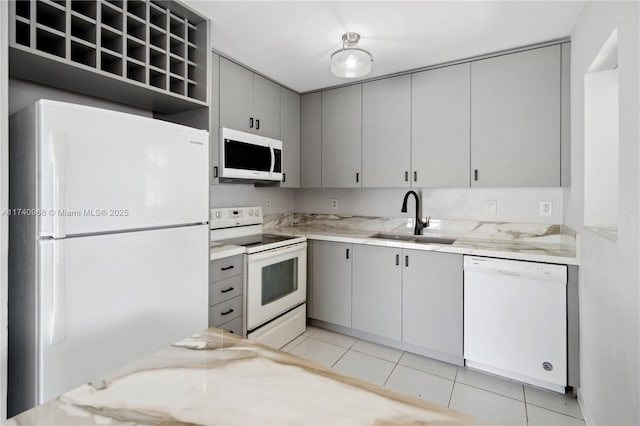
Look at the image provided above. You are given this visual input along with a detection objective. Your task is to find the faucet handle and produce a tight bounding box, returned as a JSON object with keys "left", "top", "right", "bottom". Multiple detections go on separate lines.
{"left": 424, "top": 216, "right": 431, "bottom": 228}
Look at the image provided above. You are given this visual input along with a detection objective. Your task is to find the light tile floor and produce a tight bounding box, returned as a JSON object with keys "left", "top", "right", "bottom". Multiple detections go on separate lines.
{"left": 282, "top": 326, "right": 584, "bottom": 426}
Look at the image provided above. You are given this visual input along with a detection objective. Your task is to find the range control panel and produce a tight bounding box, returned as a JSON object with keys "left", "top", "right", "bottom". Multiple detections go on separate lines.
{"left": 210, "top": 206, "right": 263, "bottom": 229}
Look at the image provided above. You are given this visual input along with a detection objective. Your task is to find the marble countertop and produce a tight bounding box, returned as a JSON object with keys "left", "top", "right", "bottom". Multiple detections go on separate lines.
{"left": 269, "top": 225, "right": 579, "bottom": 265}
{"left": 8, "top": 328, "right": 476, "bottom": 426}
{"left": 210, "top": 242, "right": 245, "bottom": 260}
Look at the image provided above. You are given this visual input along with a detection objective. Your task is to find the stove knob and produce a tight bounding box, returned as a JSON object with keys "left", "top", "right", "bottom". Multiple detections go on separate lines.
{"left": 254, "top": 209, "right": 260, "bottom": 216}
{"left": 215, "top": 211, "right": 222, "bottom": 219}
{"left": 248, "top": 210, "right": 253, "bottom": 216}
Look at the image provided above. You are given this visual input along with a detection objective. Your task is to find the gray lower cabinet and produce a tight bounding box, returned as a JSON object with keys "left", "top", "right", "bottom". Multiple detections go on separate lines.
{"left": 322, "top": 85, "right": 362, "bottom": 188}
{"left": 471, "top": 45, "right": 561, "bottom": 187}
{"left": 219, "top": 57, "right": 281, "bottom": 139}
{"left": 352, "top": 245, "right": 402, "bottom": 341}
{"left": 402, "top": 250, "right": 463, "bottom": 358}
{"left": 280, "top": 87, "right": 301, "bottom": 188}
{"left": 301, "top": 92, "right": 322, "bottom": 188}
{"left": 209, "top": 254, "right": 244, "bottom": 336}
{"left": 309, "top": 241, "right": 352, "bottom": 328}
{"left": 411, "top": 63, "right": 470, "bottom": 187}
{"left": 362, "top": 75, "right": 411, "bottom": 188}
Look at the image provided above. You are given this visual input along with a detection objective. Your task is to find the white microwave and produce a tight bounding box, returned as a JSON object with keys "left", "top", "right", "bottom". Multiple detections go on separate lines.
{"left": 219, "top": 127, "right": 283, "bottom": 182}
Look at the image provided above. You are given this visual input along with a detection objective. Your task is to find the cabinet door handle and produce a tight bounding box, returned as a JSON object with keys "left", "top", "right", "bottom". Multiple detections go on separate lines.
{"left": 221, "top": 308, "right": 234, "bottom": 316}
{"left": 356, "top": 172, "right": 360, "bottom": 183}
{"left": 213, "top": 166, "right": 219, "bottom": 178}
{"left": 405, "top": 171, "right": 409, "bottom": 182}
{"left": 256, "top": 119, "right": 260, "bottom": 130}
{"left": 405, "top": 255, "right": 409, "bottom": 267}
{"left": 395, "top": 254, "right": 400, "bottom": 266}
{"left": 283, "top": 173, "right": 286, "bottom": 183}
{"left": 220, "top": 265, "right": 234, "bottom": 271}
{"left": 474, "top": 169, "right": 478, "bottom": 181}
{"left": 414, "top": 171, "right": 417, "bottom": 182}
{"left": 346, "top": 248, "right": 350, "bottom": 259}
{"left": 220, "top": 287, "right": 234, "bottom": 293}
{"left": 249, "top": 117, "right": 254, "bottom": 129}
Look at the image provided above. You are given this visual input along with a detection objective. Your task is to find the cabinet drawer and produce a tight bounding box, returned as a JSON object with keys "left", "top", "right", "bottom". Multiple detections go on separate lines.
{"left": 218, "top": 316, "right": 244, "bottom": 337}
{"left": 209, "top": 295, "right": 243, "bottom": 326}
{"left": 210, "top": 275, "right": 243, "bottom": 305}
{"left": 211, "top": 255, "right": 243, "bottom": 281}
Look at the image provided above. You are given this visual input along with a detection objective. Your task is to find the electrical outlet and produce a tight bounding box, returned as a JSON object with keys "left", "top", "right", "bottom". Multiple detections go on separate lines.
{"left": 265, "top": 199, "right": 272, "bottom": 209}
{"left": 539, "top": 201, "right": 552, "bottom": 217}
{"left": 486, "top": 200, "right": 497, "bottom": 215}
{"left": 331, "top": 198, "right": 338, "bottom": 210}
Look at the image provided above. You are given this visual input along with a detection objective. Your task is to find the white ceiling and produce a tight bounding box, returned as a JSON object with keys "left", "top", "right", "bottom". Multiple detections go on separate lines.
{"left": 185, "top": 1, "right": 584, "bottom": 93}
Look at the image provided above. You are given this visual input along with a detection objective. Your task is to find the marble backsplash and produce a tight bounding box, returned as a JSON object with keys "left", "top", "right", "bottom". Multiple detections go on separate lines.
{"left": 264, "top": 213, "right": 576, "bottom": 247}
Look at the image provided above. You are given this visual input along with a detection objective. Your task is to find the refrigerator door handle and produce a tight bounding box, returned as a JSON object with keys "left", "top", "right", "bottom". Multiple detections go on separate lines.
{"left": 50, "top": 133, "right": 67, "bottom": 238}
{"left": 50, "top": 241, "right": 67, "bottom": 344}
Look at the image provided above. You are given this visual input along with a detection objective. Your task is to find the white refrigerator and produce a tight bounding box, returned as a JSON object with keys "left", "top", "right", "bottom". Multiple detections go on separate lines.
{"left": 8, "top": 100, "right": 209, "bottom": 417}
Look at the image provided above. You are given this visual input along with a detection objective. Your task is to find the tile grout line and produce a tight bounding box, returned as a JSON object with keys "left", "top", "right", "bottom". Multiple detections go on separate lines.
{"left": 396, "top": 362, "right": 457, "bottom": 383}
{"left": 523, "top": 385, "right": 529, "bottom": 426}
{"left": 349, "top": 347, "right": 403, "bottom": 364}
{"left": 329, "top": 341, "right": 359, "bottom": 368}
{"left": 382, "top": 353, "right": 403, "bottom": 387}
{"left": 525, "top": 401, "right": 585, "bottom": 421}
{"left": 448, "top": 367, "right": 460, "bottom": 408}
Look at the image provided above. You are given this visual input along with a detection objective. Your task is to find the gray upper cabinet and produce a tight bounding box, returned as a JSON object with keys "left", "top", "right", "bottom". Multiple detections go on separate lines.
{"left": 280, "top": 88, "right": 301, "bottom": 188}
{"left": 301, "top": 93, "right": 322, "bottom": 188}
{"left": 352, "top": 244, "right": 402, "bottom": 341}
{"left": 253, "top": 75, "right": 281, "bottom": 139}
{"left": 322, "top": 85, "right": 362, "bottom": 188}
{"left": 412, "top": 63, "right": 471, "bottom": 187}
{"left": 362, "top": 75, "right": 411, "bottom": 188}
{"left": 210, "top": 53, "right": 221, "bottom": 184}
{"left": 402, "top": 250, "right": 463, "bottom": 360}
{"left": 219, "top": 57, "right": 281, "bottom": 139}
{"left": 309, "top": 241, "right": 352, "bottom": 328}
{"left": 471, "top": 45, "right": 561, "bottom": 187}
{"left": 220, "top": 58, "right": 254, "bottom": 133}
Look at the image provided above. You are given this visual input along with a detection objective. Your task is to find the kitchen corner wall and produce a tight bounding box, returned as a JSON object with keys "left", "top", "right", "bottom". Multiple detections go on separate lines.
{"left": 564, "top": 2, "right": 640, "bottom": 425}
{"left": 294, "top": 187, "right": 564, "bottom": 224}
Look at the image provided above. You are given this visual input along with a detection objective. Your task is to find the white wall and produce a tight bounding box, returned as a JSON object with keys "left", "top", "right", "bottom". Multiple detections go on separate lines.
{"left": 565, "top": 2, "right": 639, "bottom": 424}
{"left": 210, "top": 185, "right": 294, "bottom": 214}
{"left": 294, "top": 187, "right": 564, "bottom": 224}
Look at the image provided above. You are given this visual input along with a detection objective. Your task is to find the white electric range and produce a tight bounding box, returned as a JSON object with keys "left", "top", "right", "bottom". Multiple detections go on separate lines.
{"left": 210, "top": 207, "right": 307, "bottom": 348}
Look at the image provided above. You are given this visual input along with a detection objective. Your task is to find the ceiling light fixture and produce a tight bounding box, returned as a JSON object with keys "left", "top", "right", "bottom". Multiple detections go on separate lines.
{"left": 330, "top": 32, "right": 373, "bottom": 79}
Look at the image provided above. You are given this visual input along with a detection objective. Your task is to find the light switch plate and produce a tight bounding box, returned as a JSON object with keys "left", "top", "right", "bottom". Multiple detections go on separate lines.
{"left": 539, "top": 201, "right": 552, "bottom": 216}
{"left": 486, "top": 200, "right": 497, "bottom": 215}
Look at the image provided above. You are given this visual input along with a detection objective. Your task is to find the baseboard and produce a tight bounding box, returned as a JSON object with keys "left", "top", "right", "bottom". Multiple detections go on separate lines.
{"left": 577, "top": 388, "right": 594, "bottom": 426}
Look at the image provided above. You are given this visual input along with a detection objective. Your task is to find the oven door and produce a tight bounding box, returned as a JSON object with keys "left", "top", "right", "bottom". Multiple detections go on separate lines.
{"left": 246, "top": 242, "right": 307, "bottom": 330}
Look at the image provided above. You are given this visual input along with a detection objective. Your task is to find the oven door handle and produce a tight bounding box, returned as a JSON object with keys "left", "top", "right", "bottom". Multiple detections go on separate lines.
{"left": 247, "top": 241, "right": 307, "bottom": 262}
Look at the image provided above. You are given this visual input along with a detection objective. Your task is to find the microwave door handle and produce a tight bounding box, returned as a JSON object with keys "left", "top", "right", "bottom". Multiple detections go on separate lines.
{"left": 270, "top": 145, "right": 275, "bottom": 174}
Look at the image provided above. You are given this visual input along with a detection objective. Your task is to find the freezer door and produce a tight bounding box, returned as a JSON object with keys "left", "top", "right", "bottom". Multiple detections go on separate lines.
{"left": 37, "top": 225, "right": 208, "bottom": 405}
{"left": 36, "top": 100, "right": 208, "bottom": 238}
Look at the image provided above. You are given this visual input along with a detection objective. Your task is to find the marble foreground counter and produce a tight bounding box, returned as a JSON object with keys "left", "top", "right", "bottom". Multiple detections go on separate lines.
{"left": 8, "top": 328, "right": 477, "bottom": 425}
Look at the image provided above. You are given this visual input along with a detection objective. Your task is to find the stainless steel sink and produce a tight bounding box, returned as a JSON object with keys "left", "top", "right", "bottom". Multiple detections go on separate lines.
{"left": 371, "top": 233, "right": 456, "bottom": 245}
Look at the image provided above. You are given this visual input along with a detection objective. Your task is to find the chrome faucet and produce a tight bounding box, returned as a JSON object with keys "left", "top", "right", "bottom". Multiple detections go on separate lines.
{"left": 401, "top": 190, "right": 430, "bottom": 236}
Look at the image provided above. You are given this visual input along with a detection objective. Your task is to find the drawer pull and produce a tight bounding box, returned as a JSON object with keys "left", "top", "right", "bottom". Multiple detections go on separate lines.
{"left": 221, "top": 308, "right": 234, "bottom": 316}
{"left": 220, "top": 287, "right": 235, "bottom": 293}
{"left": 220, "top": 265, "right": 234, "bottom": 271}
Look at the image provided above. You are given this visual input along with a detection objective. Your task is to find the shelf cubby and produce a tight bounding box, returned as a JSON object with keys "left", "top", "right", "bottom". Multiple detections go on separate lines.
{"left": 71, "top": 14, "right": 97, "bottom": 43}
{"left": 126, "top": 36, "right": 145, "bottom": 62}
{"left": 10, "top": 0, "right": 209, "bottom": 113}
{"left": 100, "top": 25, "right": 123, "bottom": 54}
{"left": 70, "top": 39, "right": 96, "bottom": 67}
{"left": 36, "top": 0, "right": 66, "bottom": 33}
{"left": 100, "top": 49, "right": 123, "bottom": 75}
{"left": 126, "top": 14, "right": 145, "bottom": 41}
{"left": 16, "top": 1, "right": 31, "bottom": 19}
{"left": 126, "top": 60, "right": 146, "bottom": 83}
{"left": 126, "top": 0, "right": 146, "bottom": 20}
{"left": 35, "top": 25, "right": 65, "bottom": 58}
{"left": 100, "top": 1, "right": 123, "bottom": 31}
{"left": 71, "top": 0, "right": 96, "bottom": 19}
{"left": 15, "top": 19, "right": 31, "bottom": 47}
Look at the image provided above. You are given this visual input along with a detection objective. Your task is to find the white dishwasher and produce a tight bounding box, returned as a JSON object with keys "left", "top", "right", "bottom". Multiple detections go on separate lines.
{"left": 463, "top": 256, "right": 567, "bottom": 392}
